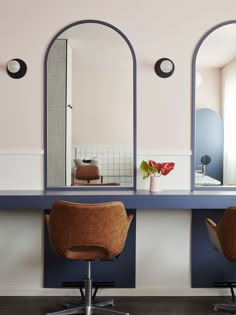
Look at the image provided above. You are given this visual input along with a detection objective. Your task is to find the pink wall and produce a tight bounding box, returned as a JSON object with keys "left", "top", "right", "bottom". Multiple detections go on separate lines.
{"left": 0, "top": 0, "right": 236, "bottom": 150}
{"left": 72, "top": 69, "right": 133, "bottom": 146}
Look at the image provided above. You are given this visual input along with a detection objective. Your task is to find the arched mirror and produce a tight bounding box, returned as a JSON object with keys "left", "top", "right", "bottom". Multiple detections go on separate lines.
{"left": 192, "top": 21, "right": 236, "bottom": 189}
{"left": 45, "top": 20, "right": 136, "bottom": 189}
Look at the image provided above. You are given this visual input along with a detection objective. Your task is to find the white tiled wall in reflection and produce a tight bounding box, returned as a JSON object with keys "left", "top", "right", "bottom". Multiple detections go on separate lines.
{"left": 73, "top": 145, "right": 133, "bottom": 186}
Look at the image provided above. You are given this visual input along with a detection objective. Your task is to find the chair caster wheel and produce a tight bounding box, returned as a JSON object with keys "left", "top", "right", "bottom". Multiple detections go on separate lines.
{"left": 212, "top": 306, "right": 218, "bottom": 312}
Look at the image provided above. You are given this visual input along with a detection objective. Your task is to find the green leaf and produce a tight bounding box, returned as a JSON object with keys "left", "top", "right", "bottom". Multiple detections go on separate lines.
{"left": 140, "top": 160, "right": 158, "bottom": 179}
{"left": 140, "top": 161, "right": 149, "bottom": 179}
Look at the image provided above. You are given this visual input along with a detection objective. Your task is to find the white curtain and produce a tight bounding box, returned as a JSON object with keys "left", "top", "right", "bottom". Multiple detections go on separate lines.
{"left": 222, "top": 59, "right": 236, "bottom": 185}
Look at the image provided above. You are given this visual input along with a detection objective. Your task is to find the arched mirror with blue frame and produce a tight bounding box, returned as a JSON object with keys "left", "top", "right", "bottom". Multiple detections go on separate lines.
{"left": 192, "top": 20, "right": 236, "bottom": 190}
{"left": 45, "top": 20, "right": 136, "bottom": 190}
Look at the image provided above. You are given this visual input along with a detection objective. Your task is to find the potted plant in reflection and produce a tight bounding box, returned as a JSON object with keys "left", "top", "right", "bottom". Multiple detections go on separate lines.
{"left": 140, "top": 160, "right": 175, "bottom": 192}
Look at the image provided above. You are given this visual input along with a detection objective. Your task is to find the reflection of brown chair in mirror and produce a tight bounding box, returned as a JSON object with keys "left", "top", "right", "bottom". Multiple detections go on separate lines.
{"left": 72, "top": 165, "right": 120, "bottom": 186}
{"left": 73, "top": 165, "right": 102, "bottom": 184}
{"left": 205, "top": 206, "right": 236, "bottom": 313}
{"left": 45, "top": 200, "right": 133, "bottom": 315}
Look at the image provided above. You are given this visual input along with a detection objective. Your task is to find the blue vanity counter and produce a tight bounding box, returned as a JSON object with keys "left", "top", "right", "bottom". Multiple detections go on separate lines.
{"left": 1, "top": 189, "right": 235, "bottom": 289}
{"left": 1, "top": 189, "right": 236, "bottom": 209}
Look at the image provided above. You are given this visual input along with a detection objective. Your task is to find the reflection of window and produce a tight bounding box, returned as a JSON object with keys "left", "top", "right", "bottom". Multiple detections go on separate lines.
{"left": 222, "top": 58, "right": 236, "bottom": 185}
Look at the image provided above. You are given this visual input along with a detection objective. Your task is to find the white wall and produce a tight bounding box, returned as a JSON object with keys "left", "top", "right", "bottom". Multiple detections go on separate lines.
{"left": 196, "top": 68, "right": 221, "bottom": 114}
{"left": 0, "top": 0, "right": 235, "bottom": 296}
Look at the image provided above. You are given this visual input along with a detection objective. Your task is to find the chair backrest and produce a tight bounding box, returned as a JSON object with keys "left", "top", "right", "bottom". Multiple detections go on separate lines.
{"left": 75, "top": 165, "right": 100, "bottom": 181}
{"left": 205, "top": 206, "right": 236, "bottom": 261}
{"left": 46, "top": 200, "right": 133, "bottom": 260}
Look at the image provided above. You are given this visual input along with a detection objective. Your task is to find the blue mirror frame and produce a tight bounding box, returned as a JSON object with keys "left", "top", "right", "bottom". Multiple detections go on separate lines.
{"left": 191, "top": 20, "right": 236, "bottom": 190}
{"left": 44, "top": 20, "right": 137, "bottom": 191}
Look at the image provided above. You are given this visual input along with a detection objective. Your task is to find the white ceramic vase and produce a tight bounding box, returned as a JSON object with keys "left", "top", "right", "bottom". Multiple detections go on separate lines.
{"left": 149, "top": 175, "right": 161, "bottom": 192}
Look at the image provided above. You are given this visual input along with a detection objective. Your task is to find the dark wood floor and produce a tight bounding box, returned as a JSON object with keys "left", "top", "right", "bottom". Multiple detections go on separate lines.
{"left": 0, "top": 296, "right": 234, "bottom": 315}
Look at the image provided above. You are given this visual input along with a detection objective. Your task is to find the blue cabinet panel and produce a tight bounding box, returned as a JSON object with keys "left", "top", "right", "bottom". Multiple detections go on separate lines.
{"left": 44, "top": 209, "right": 136, "bottom": 288}
{"left": 192, "top": 209, "right": 236, "bottom": 287}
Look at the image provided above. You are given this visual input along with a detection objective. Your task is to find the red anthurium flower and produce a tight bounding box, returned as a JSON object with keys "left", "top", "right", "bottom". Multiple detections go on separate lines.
{"left": 140, "top": 159, "right": 175, "bottom": 179}
{"left": 148, "top": 160, "right": 162, "bottom": 172}
{"left": 160, "top": 162, "right": 175, "bottom": 175}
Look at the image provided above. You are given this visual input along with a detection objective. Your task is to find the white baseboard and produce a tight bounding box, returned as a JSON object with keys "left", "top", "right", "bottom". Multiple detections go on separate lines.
{"left": 0, "top": 286, "right": 230, "bottom": 297}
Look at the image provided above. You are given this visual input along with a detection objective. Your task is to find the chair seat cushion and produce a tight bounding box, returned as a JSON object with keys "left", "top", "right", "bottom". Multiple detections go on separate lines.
{"left": 75, "top": 165, "right": 100, "bottom": 180}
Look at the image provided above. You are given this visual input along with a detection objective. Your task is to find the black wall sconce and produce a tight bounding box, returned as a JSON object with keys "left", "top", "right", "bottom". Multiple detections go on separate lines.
{"left": 154, "top": 58, "right": 175, "bottom": 78}
{"left": 7, "top": 59, "right": 27, "bottom": 79}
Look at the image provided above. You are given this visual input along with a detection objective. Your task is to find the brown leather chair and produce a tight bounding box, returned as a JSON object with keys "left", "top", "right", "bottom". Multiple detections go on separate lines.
{"left": 45, "top": 200, "right": 133, "bottom": 315}
{"left": 205, "top": 206, "right": 236, "bottom": 313}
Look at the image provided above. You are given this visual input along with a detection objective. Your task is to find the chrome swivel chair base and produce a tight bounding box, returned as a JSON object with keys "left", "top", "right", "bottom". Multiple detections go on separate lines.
{"left": 62, "top": 281, "right": 115, "bottom": 309}
{"left": 46, "top": 305, "right": 129, "bottom": 315}
{"left": 46, "top": 261, "right": 129, "bottom": 315}
{"left": 212, "top": 283, "right": 236, "bottom": 313}
{"left": 63, "top": 298, "right": 114, "bottom": 309}
{"left": 213, "top": 302, "right": 236, "bottom": 313}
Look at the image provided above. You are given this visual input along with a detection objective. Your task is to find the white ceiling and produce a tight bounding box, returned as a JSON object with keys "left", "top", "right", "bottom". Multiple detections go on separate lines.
{"left": 58, "top": 23, "right": 132, "bottom": 69}
{"left": 196, "top": 23, "right": 236, "bottom": 68}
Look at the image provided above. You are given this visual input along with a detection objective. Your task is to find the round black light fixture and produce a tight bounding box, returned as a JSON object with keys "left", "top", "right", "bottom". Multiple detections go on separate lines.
{"left": 154, "top": 58, "right": 175, "bottom": 78}
{"left": 7, "top": 59, "right": 27, "bottom": 79}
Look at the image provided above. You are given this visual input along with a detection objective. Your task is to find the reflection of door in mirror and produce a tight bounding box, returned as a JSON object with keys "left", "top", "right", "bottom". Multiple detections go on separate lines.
{"left": 46, "top": 21, "right": 135, "bottom": 188}
{"left": 193, "top": 22, "right": 236, "bottom": 188}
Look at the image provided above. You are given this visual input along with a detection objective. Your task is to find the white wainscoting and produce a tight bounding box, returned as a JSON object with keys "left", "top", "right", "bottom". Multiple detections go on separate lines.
{"left": 0, "top": 150, "right": 44, "bottom": 295}
{"left": 0, "top": 150, "right": 227, "bottom": 296}
{"left": 0, "top": 150, "right": 44, "bottom": 190}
